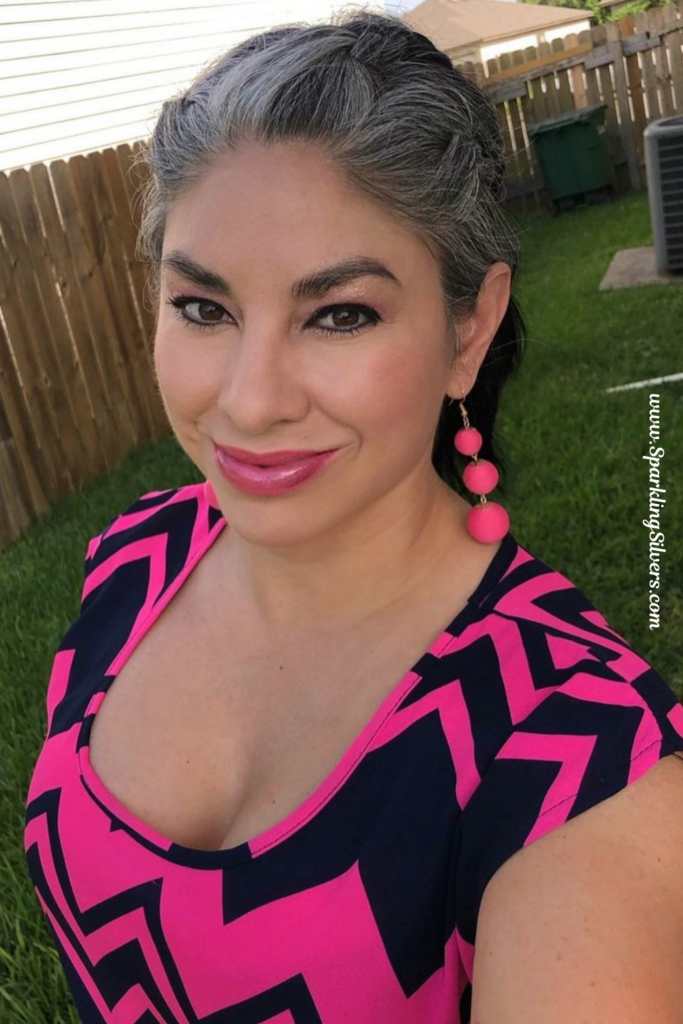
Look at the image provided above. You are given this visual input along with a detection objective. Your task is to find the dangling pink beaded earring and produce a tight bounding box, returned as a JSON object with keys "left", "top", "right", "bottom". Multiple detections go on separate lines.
{"left": 451, "top": 393, "right": 510, "bottom": 544}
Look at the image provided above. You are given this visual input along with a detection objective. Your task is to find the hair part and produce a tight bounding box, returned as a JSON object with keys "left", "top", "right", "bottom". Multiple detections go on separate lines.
{"left": 132, "top": 3, "right": 527, "bottom": 499}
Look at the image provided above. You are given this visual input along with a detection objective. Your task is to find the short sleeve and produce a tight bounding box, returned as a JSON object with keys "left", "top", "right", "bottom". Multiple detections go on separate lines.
{"left": 77, "top": 488, "right": 172, "bottom": 607}
{"left": 79, "top": 512, "right": 121, "bottom": 607}
{"left": 452, "top": 661, "right": 683, "bottom": 950}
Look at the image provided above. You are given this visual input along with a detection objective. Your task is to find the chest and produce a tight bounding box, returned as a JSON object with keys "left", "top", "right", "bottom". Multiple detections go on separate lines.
{"left": 86, "top": 580, "right": 454, "bottom": 854}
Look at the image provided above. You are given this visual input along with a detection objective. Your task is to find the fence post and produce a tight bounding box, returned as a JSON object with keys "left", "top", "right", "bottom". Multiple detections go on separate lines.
{"left": 606, "top": 22, "right": 641, "bottom": 190}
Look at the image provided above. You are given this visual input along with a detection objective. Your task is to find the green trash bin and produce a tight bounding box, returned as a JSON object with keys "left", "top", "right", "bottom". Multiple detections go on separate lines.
{"left": 527, "top": 102, "right": 616, "bottom": 212}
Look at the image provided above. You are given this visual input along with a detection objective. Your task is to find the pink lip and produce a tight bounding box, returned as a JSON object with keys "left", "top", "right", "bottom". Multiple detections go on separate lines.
{"left": 213, "top": 442, "right": 341, "bottom": 496}
{"left": 214, "top": 444, "right": 337, "bottom": 466}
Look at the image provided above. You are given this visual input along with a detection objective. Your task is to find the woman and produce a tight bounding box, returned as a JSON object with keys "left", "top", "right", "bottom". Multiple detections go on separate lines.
{"left": 24, "top": 8, "right": 683, "bottom": 1023}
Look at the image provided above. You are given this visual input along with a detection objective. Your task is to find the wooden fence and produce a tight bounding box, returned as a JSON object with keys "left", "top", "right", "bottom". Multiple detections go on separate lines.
{"left": 0, "top": 142, "right": 168, "bottom": 549}
{"left": 455, "top": 1, "right": 683, "bottom": 213}
{"left": 1, "top": 2, "right": 682, "bottom": 550}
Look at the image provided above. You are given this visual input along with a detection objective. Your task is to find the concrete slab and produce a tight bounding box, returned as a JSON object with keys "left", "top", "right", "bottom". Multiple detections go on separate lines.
{"left": 599, "top": 246, "right": 683, "bottom": 290}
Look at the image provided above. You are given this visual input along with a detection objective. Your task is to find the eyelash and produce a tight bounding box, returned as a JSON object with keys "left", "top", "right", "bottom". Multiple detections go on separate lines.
{"left": 165, "top": 294, "right": 381, "bottom": 337}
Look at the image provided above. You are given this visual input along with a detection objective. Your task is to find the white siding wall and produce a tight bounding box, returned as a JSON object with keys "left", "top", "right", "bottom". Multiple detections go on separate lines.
{"left": 0, "top": 0, "right": 349, "bottom": 173}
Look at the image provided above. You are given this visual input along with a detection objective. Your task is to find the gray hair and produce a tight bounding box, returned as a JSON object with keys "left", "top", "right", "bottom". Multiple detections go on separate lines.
{"left": 132, "top": 3, "right": 527, "bottom": 498}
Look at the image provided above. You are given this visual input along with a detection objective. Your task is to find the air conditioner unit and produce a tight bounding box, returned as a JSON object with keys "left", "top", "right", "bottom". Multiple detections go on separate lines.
{"left": 644, "top": 115, "right": 683, "bottom": 274}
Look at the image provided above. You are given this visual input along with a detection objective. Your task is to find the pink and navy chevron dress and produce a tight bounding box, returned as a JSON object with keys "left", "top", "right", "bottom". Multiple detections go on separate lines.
{"left": 24, "top": 481, "right": 683, "bottom": 1024}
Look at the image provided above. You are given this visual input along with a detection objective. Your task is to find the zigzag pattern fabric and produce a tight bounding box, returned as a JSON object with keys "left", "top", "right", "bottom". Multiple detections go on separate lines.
{"left": 23, "top": 482, "right": 683, "bottom": 1024}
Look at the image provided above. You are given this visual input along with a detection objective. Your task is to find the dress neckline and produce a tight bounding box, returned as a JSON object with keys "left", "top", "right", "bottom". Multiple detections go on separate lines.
{"left": 77, "top": 482, "right": 519, "bottom": 870}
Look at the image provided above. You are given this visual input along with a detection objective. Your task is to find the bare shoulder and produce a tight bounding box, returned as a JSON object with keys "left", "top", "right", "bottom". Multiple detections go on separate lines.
{"left": 471, "top": 752, "right": 683, "bottom": 1023}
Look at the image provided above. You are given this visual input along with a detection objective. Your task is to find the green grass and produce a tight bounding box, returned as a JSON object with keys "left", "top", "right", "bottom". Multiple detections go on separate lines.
{"left": 2, "top": 187, "right": 682, "bottom": 1022}
{"left": 0, "top": 437, "right": 203, "bottom": 1024}
{"left": 502, "top": 189, "right": 682, "bottom": 685}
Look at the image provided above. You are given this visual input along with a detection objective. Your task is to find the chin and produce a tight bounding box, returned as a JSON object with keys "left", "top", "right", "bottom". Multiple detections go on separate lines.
{"left": 222, "top": 499, "right": 347, "bottom": 548}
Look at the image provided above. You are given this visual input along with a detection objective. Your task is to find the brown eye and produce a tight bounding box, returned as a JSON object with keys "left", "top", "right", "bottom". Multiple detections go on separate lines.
{"left": 166, "top": 296, "right": 230, "bottom": 330}
{"left": 327, "top": 309, "right": 362, "bottom": 329}
{"left": 165, "top": 296, "right": 381, "bottom": 337}
{"left": 314, "top": 303, "right": 381, "bottom": 337}
{"left": 193, "top": 301, "right": 225, "bottom": 322}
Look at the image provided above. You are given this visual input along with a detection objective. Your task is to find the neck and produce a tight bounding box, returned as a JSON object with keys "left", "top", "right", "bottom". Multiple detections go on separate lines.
{"left": 211, "top": 465, "right": 475, "bottom": 636}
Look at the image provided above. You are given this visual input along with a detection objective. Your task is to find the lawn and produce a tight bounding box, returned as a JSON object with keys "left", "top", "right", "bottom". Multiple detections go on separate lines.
{"left": 1, "top": 186, "right": 682, "bottom": 1022}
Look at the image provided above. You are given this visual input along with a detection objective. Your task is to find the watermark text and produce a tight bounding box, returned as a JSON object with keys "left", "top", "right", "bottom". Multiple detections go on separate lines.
{"left": 643, "top": 393, "right": 666, "bottom": 630}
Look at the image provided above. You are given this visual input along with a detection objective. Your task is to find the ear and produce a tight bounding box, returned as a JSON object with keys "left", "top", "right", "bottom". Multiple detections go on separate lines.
{"left": 447, "top": 262, "right": 512, "bottom": 400}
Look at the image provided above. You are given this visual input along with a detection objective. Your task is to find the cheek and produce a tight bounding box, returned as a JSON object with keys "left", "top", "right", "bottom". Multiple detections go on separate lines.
{"left": 357, "top": 344, "right": 440, "bottom": 435}
{"left": 154, "top": 335, "right": 218, "bottom": 416}
{"left": 340, "top": 343, "right": 443, "bottom": 476}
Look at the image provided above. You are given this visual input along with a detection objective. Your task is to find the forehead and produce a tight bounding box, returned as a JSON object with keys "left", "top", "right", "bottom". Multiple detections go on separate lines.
{"left": 161, "top": 142, "right": 438, "bottom": 296}
{"left": 169, "top": 140, "right": 427, "bottom": 239}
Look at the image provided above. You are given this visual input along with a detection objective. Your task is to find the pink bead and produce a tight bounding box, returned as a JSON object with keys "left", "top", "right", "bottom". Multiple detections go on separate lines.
{"left": 463, "top": 459, "right": 499, "bottom": 495}
{"left": 203, "top": 479, "right": 220, "bottom": 509}
{"left": 454, "top": 427, "right": 482, "bottom": 456}
{"left": 466, "top": 502, "right": 510, "bottom": 544}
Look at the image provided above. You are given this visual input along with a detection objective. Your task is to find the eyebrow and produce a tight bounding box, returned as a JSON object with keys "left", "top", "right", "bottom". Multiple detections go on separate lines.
{"left": 160, "top": 250, "right": 401, "bottom": 300}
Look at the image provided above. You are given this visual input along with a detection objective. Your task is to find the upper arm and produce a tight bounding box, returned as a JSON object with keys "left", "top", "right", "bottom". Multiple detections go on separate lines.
{"left": 471, "top": 752, "right": 683, "bottom": 1023}
{"left": 79, "top": 488, "right": 173, "bottom": 606}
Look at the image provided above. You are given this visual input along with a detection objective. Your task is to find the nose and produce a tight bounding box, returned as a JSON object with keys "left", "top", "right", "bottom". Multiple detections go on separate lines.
{"left": 214, "top": 324, "right": 308, "bottom": 432}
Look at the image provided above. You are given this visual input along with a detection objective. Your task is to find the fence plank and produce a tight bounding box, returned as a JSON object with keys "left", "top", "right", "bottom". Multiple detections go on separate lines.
{"left": 593, "top": 32, "right": 626, "bottom": 180}
{"left": 0, "top": 439, "right": 15, "bottom": 543}
{"left": 509, "top": 50, "right": 534, "bottom": 213}
{"left": 68, "top": 153, "right": 148, "bottom": 449}
{"left": 666, "top": 19, "right": 683, "bottom": 111}
{"left": 565, "top": 32, "right": 587, "bottom": 108}
{"left": 81, "top": 150, "right": 158, "bottom": 443}
{"left": 50, "top": 157, "right": 138, "bottom": 463}
{"left": 616, "top": 20, "right": 642, "bottom": 189}
{"left": 0, "top": 438, "right": 32, "bottom": 542}
{"left": 496, "top": 55, "right": 519, "bottom": 205}
{"left": 0, "top": 174, "right": 64, "bottom": 502}
{"left": 554, "top": 43, "right": 575, "bottom": 112}
{"left": 510, "top": 50, "right": 533, "bottom": 180}
{"left": 539, "top": 41, "right": 562, "bottom": 118}
{"left": 11, "top": 169, "right": 94, "bottom": 489}
{"left": 103, "top": 145, "right": 167, "bottom": 438}
{"left": 29, "top": 162, "right": 120, "bottom": 478}
{"left": 0, "top": 311, "right": 47, "bottom": 527}
{"left": 584, "top": 63, "right": 601, "bottom": 108}
{"left": 525, "top": 48, "right": 549, "bottom": 124}
{"left": 623, "top": 14, "right": 648, "bottom": 187}
{"left": 650, "top": 6, "right": 676, "bottom": 115}
{"left": 639, "top": 15, "right": 662, "bottom": 122}
{"left": 102, "top": 147, "right": 157, "bottom": 351}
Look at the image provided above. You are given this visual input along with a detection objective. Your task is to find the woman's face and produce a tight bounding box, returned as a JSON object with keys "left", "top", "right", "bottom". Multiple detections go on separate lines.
{"left": 154, "top": 140, "right": 493, "bottom": 547}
